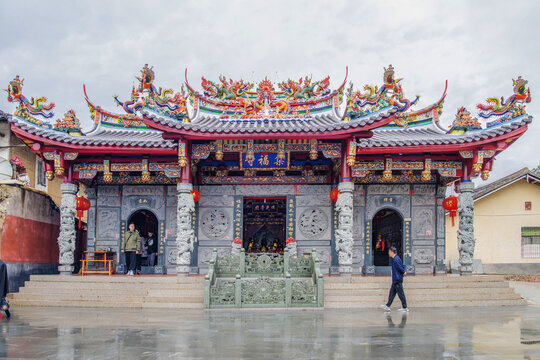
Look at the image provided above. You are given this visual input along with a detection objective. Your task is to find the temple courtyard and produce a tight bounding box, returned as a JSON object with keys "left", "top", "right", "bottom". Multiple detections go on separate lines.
{"left": 1, "top": 305, "right": 539, "bottom": 359}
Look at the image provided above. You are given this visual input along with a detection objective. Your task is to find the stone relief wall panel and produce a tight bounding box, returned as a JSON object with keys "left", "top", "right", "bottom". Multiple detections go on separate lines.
{"left": 412, "top": 196, "right": 434, "bottom": 206}
{"left": 86, "top": 188, "right": 96, "bottom": 198}
{"left": 367, "top": 184, "right": 409, "bottom": 195}
{"left": 122, "top": 186, "right": 164, "bottom": 196}
{"left": 167, "top": 186, "right": 177, "bottom": 196}
{"left": 121, "top": 196, "right": 165, "bottom": 220}
{"left": 97, "top": 196, "right": 120, "bottom": 207}
{"left": 352, "top": 246, "right": 364, "bottom": 267}
{"left": 296, "top": 195, "right": 330, "bottom": 207}
{"left": 295, "top": 206, "right": 331, "bottom": 241}
{"left": 412, "top": 207, "right": 436, "bottom": 239}
{"left": 197, "top": 247, "right": 231, "bottom": 266}
{"left": 413, "top": 247, "right": 434, "bottom": 265}
{"left": 198, "top": 207, "right": 233, "bottom": 241}
{"left": 297, "top": 247, "right": 331, "bottom": 266}
{"left": 436, "top": 201, "right": 445, "bottom": 238}
{"left": 97, "top": 207, "right": 120, "bottom": 240}
{"left": 413, "top": 184, "right": 436, "bottom": 195}
{"left": 297, "top": 185, "right": 331, "bottom": 195}
{"left": 87, "top": 207, "right": 96, "bottom": 239}
{"left": 165, "top": 206, "right": 177, "bottom": 241}
{"left": 436, "top": 185, "right": 447, "bottom": 197}
{"left": 198, "top": 196, "right": 234, "bottom": 208}
{"left": 235, "top": 185, "right": 294, "bottom": 196}
{"left": 353, "top": 207, "right": 365, "bottom": 244}
{"left": 365, "top": 195, "right": 411, "bottom": 219}
{"left": 166, "top": 196, "right": 177, "bottom": 207}
{"left": 199, "top": 186, "right": 234, "bottom": 195}
{"left": 97, "top": 186, "right": 119, "bottom": 197}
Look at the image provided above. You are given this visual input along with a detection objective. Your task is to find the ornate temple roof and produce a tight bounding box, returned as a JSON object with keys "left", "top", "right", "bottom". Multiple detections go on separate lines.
{"left": 2, "top": 66, "right": 533, "bottom": 156}
{"left": 360, "top": 114, "right": 532, "bottom": 152}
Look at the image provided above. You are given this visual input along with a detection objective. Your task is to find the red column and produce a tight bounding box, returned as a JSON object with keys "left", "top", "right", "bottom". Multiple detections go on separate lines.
{"left": 340, "top": 140, "right": 352, "bottom": 182}
{"left": 180, "top": 142, "right": 192, "bottom": 184}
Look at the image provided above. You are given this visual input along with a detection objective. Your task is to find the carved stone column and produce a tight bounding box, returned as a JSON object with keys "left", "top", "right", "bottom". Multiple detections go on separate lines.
{"left": 58, "top": 182, "right": 78, "bottom": 275}
{"left": 335, "top": 182, "right": 354, "bottom": 276}
{"left": 176, "top": 182, "right": 195, "bottom": 276}
{"left": 457, "top": 181, "right": 475, "bottom": 275}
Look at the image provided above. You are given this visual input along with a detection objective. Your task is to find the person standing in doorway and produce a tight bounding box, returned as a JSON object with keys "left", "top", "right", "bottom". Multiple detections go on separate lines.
{"left": 136, "top": 232, "right": 147, "bottom": 275}
{"left": 146, "top": 231, "right": 158, "bottom": 266}
{"left": 380, "top": 246, "right": 408, "bottom": 312}
{"left": 121, "top": 223, "right": 140, "bottom": 276}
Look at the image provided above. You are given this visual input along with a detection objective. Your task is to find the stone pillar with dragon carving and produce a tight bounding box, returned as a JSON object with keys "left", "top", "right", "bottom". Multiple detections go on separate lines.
{"left": 58, "top": 182, "right": 78, "bottom": 275}
{"left": 176, "top": 182, "right": 195, "bottom": 276}
{"left": 457, "top": 181, "right": 475, "bottom": 275}
{"left": 335, "top": 182, "right": 354, "bottom": 275}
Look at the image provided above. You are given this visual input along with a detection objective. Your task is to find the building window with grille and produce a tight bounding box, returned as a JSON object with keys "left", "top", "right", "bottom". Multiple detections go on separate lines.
{"left": 522, "top": 227, "right": 540, "bottom": 258}
{"left": 36, "top": 158, "right": 47, "bottom": 190}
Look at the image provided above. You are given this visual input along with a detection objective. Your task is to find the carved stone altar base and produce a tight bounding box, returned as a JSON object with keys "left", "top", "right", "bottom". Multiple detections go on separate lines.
{"left": 58, "top": 182, "right": 78, "bottom": 275}
{"left": 457, "top": 181, "right": 475, "bottom": 275}
{"left": 335, "top": 182, "right": 354, "bottom": 276}
{"left": 176, "top": 183, "right": 195, "bottom": 276}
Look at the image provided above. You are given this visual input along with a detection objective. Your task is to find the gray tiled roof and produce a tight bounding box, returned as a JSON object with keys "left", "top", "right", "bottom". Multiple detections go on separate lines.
{"left": 357, "top": 115, "right": 533, "bottom": 148}
{"left": 6, "top": 113, "right": 176, "bottom": 148}
{"left": 139, "top": 106, "right": 398, "bottom": 134}
{"left": 474, "top": 167, "right": 540, "bottom": 200}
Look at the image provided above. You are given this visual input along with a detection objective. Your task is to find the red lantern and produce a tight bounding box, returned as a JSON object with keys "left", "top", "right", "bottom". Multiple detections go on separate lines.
{"left": 443, "top": 195, "right": 458, "bottom": 226}
{"left": 75, "top": 196, "right": 91, "bottom": 228}
{"left": 191, "top": 189, "right": 200, "bottom": 202}
{"left": 330, "top": 188, "right": 340, "bottom": 202}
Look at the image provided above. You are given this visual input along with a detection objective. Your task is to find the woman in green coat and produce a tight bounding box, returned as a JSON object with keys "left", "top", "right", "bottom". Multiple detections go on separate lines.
{"left": 121, "top": 223, "right": 140, "bottom": 276}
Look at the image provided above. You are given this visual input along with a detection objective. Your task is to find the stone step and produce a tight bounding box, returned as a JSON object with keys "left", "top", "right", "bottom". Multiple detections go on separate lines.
{"left": 325, "top": 292, "right": 522, "bottom": 302}
{"left": 9, "top": 293, "right": 203, "bottom": 303}
{"left": 324, "top": 287, "right": 516, "bottom": 296}
{"left": 14, "top": 287, "right": 204, "bottom": 298}
{"left": 23, "top": 281, "right": 203, "bottom": 290}
{"left": 6, "top": 298, "right": 204, "bottom": 309}
{"left": 324, "top": 299, "right": 528, "bottom": 308}
{"left": 324, "top": 275, "right": 507, "bottom": 283}
{"left": 324, "top": 281, "right": 509, "bottom": 290}
{"left": 29, "top": 274, "right": 205, "bottom": 284}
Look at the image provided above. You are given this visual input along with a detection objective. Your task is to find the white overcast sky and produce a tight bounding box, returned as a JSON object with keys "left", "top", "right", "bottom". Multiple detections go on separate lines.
{"left": 1, "top": 0, "right": 539, "bottom": 184}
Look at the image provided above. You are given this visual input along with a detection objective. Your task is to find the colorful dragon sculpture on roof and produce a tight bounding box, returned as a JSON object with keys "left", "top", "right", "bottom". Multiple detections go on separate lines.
{"left": 54, "top": 109, "right": 82, "bottom": 134}
{"left": 278, "top": 76, "right": 331, "bottom": 101}
{"left": 344, "top": 65, "right": 420, "bottom": 121}
{"left": 477, "top": 76, "right": 531, "bottom": 127}
{"left": 448, "top": 107, "right": 482, "bottom": 134}
{"left": 188, "top": 71, "right": 338, "bottom": 120}
{"left": 114, "top": 64, "right": 189, "bottom": 121}
{"left": 5, "top": 75, "right": 55, "bottom": 119}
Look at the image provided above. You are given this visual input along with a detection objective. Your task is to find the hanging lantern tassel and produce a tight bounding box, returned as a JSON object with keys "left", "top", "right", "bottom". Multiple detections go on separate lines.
{"left": 75, "top": 196, "right": 91, "bottom": 228}
{"left": 442, "top": 195, "right": 458, "bottom": 227}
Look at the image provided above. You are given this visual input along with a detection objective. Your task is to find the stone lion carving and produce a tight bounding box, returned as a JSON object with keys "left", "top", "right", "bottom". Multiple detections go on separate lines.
{"left": 231, "top": 238, "right": 243, "bottom": 256}
{"left": 286, "top": 237, "right": 298, "bottom": 258}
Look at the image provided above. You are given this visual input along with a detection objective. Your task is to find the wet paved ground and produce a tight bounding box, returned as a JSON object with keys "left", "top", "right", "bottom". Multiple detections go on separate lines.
{"left": 1, "top": 306, "right": 540, "bottom": 359}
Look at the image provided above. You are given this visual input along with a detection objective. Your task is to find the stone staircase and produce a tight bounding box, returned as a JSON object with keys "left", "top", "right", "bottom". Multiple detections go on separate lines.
{"left": 325, "top": 275, "right": 527, "bottom": 308}
{"left": 6, "top": 275, "right": 205, "bottom": 309}
{"left": 7, "top": 274, "right": 527, "bottom": 309}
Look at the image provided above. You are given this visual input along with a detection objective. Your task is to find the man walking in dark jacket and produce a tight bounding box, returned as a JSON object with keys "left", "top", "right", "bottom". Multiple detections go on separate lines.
{"left": 380, "top": 246, "right": 408, "bottom": 312}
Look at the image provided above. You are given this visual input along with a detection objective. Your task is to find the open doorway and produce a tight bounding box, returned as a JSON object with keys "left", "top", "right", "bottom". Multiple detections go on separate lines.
{"left": 243, "top": 198, "right": 286, "bottom": 253}
{"left": 372, "top": 209, "right": 403, "bottom": 267}
{"left": 128, "top": 209, "right": 159, "bottom": 266}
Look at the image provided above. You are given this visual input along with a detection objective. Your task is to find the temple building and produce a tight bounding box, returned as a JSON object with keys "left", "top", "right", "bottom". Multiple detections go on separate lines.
{"left": 2, "top": 65, "right": 533, "bottom": 276}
